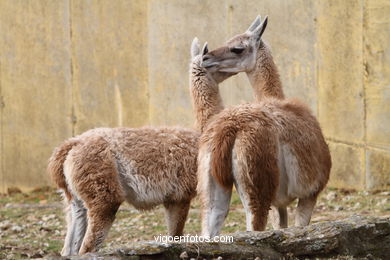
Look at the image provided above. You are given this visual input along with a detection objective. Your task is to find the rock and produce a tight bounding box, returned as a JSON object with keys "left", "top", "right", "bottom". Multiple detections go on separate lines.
{"left": 326, "top": 191, "right": 337, "bottom": 201}
{"left": 31, "top": 249, "right": 45, "bottom": 258}
{"left": 42, "top": 214, "right": 56, "bottom": 221}
{"left": 47, "top": 216, "right": 390, "bottom": 259}
{"left": 353, "top": 202, "right": 362, "bottom": 209}
{"left": 0, "top": 220, "right": 11, "bottom": 230}
{"left": 179, "top": 251, "right": 188, "bottom": 259}
{"left": 11, "top": 225, "right": 22, "bottom": 233}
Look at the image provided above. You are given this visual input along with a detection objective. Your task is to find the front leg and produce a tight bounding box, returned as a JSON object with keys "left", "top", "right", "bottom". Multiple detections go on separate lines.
{"left": 295, "top": 195, "right": 317, "bottom": 226}
{"left": 163, "top": 200, "right": 191, "bottom": 236}
{"left": 270, "top": 206, "right": 288, "bottom": 229}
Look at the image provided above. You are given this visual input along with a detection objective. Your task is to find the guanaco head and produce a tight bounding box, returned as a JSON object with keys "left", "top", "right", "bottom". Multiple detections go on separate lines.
{"left": 201, "top": 15, "right": 268, "bottom": 73}
{"left": 190, "top": 37, "right": 235, "bottom": 84}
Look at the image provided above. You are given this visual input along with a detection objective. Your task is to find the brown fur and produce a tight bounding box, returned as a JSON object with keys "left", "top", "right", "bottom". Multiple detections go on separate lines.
{"left": 247, "top": 41, "right": 285, "bottom": 101}
{"left": 164, "top": 200, "right": 191, "bottom": 235}
{"left": 48, "top": 127, "right": 199, "bottom": 255}
{"left": 200, "top": 99, "right": 331, "bottom": 230}
{"left": 66, "top": 136, "right": 124, "bottom": 254}
{"left": 200, "top": 104, "right": 279, "bottom": 230}
{"left": 205, "top": 39, "right": 284, "bottom": 101}
{"left": 189, "top": 40, "right": 237, "bottom": 186}
{"left": 233, "top": 119, "right": 279, "bottom": 230}
{"left": 208, "top": 121, "right": 238, "bottom": 189}
{"left": 47, "top": 138, "right": 80, "bottom": 201}
{"left": 198, "top": 17, "right": 331, "bottom": 232}
{"left": 189, "top": 60, "right": 223, "bottom": 132}
{"left": 190, "top": 60, "right": 232, "bottom": 184}
{"left": 203, "top": 99, "right": 331, "bottom": 194}
{"left": 189, "top": 45, "right": 233, "bottom": 132}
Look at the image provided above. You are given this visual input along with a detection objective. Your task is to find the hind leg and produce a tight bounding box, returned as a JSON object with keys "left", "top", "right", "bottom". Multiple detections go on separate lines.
{"left": 66, "top": 136, "right": 125, "bottom": 254}
{"left": 61, "top": 202, "right": 74, "bottom": 256}
{"left": 200, "top": 176, "right": 232, "bottom": 238}
{"left": 233, "top": 157, "right": 270, "bottom": 231}
{"left": 232, "top": 128, "right": 279, "bottom": 231}
{"left": 270, "top": 206, "right": 288, "bottom": 229}
{"left": 295, "top": 194, "right": 317, "bottom": 226}
{"left": 61, "top": 199, "right": 88, "bottom": 256}
{"left": 198, "top": 149, "right": 232, "bottom": 238}
{"left": 234, "top": 180, "right": 271, "bottom": 231}
{"left": 71, "top": 199, "right": 88, "bottom": 254}
{"left": 207, "top": 181, "right": 232, "bottom": 237}
{"left": 78, "top": 203, "right": 120, "bottom": 255}
{"left": 164, "top": 200, "right": 191, "bottom": 236}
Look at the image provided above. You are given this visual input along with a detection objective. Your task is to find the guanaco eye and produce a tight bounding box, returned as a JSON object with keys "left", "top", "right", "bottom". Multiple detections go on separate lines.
{"left": 230, "top": 47, "right": 245, "bottom": 54}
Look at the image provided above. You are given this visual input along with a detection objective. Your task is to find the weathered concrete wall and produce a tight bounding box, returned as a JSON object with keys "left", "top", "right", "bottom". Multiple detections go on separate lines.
{"left": 71, "top": 0, "right": 149, "bottom": 134}
{"left": 0, "top": 0, "right": 72, "bottom": 192}
{"left": 0, "top": 0, "right": 389, "bottom": 192}
{"left": 317, "top": 0, "right": 366, "bottom": 189}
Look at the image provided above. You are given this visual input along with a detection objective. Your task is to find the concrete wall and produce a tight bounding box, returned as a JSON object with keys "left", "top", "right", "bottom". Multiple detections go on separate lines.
{"left": 0, "top": 0, "right": 389, "bottom": 192}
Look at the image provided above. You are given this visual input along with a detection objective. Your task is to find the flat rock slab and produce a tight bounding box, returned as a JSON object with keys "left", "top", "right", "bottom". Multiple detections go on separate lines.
{"left": 50, "top": 215, "right": 390, "bottom": 260}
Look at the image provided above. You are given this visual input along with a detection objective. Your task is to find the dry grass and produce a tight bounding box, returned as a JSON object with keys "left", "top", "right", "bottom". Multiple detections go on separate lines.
{"left": 0, "top": 187, "right": 389, "bottom": 259}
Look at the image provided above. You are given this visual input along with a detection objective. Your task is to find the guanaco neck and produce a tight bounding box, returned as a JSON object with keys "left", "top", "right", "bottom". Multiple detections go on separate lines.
{"left": 246, "top": 41, "right": 285, "bottom": 101}
{"left": 190, "top": 60, "right": 224, "bottom": 132}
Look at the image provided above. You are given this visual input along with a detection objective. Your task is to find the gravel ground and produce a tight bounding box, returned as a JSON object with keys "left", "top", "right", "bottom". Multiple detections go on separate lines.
{"left": 0, "top": 187, "right": 389, "bottom": 259}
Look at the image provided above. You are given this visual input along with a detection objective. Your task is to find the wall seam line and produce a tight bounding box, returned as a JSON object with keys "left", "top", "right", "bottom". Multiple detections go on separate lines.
{"left": 315, "top": 0, "right": 320, "bottom": 120}
{"left": 362, "top": 0, "right": 368, "bottom": 188}
{"left": 0, "top": 54, "right": 4, "bottom": 193}
{"left": 69, "top": 0, "right": 75, "bottom": 136}
{"left": 146, "top": 0, "right": 151, "bottom": 126}
{"left": 326, "top": 137, "right": 390, "bottom": 152}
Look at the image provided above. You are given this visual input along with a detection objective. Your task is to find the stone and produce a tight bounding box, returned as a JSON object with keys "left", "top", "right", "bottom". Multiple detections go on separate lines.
{"left": 327, "top": 142, "right": 364, "bottom": 190}
{"left": 179, "top": 251, "right": 188, "bottom": 259}
{"left": 366, "top": 148, "right": 390, "bottom": 190}
{"left": 47, "top": 216, "right": 390, "bottom": 259}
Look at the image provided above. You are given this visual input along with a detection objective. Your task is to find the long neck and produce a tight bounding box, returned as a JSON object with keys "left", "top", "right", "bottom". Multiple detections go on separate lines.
{"left": 246, "top": 41, "right": 284, "bottom": 101}
{"left": 190, "top": 64, "right": 224, "bottom": 132}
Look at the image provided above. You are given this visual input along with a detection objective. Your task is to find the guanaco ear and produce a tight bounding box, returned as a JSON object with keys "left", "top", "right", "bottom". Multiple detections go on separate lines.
{"left": 202, "top": 42, "right": 209, "bottom": 55}
{"left": 252, "top": 16, "right": 268, "bottom": 42}
{"left": 191, "top": 37, "right": 201, "bottom": 58}
{"left": 246, "top": 15, "right": 261, "bottom": 33}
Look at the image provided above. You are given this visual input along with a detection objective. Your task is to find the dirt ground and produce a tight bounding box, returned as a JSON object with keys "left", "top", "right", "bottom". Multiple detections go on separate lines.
{"left": 0, "top": 187, "right": 389, "bottom": 259}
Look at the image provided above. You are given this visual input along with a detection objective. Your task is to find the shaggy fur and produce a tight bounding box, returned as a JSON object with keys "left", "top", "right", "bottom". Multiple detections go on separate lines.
{"left": 48, "top": 138, "right": 80, "bottom": 201}
{"left": 189, "top": 38, "right": 233, "bottom": 132}
{"left": 48, "top": 127, "right": 199, "bottom": 255}
{"left": 198, "top": 16, "right": 331, "bottom": 236}
{"left": 246, "top": 41, "right": 285, "bottom": 101}
{"left": 48, "top": 38, "right": 232, "bottom": 256}
{"left": 189, "top": 39, "right": 238, "bottom": 237}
